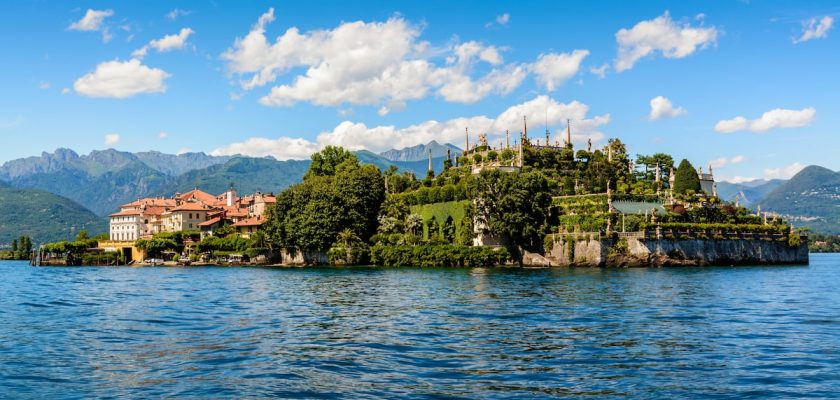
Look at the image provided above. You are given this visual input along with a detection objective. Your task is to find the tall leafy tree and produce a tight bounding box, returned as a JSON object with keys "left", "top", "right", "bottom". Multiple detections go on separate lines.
{"left": 673, "top": 159, "right": 701, "bottom": 194}
{"left": 467, "top": 169, "right": 551, "bottom": 262}
{"left": 304, "top": 145, "right": 357, "bottom": 179}
{"left": 264, "top": 148, "right": 385, "bottom": 252}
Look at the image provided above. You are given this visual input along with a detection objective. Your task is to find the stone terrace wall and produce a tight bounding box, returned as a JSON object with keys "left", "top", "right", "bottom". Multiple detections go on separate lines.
{"left": 546, "top": 236, "right": 808, "bottom": 267}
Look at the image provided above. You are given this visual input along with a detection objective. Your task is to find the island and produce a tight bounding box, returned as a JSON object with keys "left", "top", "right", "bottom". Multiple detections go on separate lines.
{"left": 33, "top": 122, "right": 808, "bottom": 268}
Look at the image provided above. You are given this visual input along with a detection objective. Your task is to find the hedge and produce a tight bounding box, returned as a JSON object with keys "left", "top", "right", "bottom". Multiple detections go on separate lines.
{"left": 370, "top": 245, "right": 510, "bottom": 267}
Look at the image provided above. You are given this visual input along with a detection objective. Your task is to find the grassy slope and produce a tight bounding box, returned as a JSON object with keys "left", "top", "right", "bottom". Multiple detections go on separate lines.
{"left": 410, "top": 200, "right": 470, "bottom": 238}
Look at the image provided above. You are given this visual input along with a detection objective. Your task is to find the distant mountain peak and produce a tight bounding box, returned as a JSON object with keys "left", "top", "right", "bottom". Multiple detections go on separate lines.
{"left": 379, "top": 141, "right": 462, "bottom": 162}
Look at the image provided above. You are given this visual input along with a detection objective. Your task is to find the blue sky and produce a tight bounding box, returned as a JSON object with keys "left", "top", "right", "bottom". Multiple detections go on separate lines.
{"left": 1, "top": 1, "right": 838, "bottom": 182}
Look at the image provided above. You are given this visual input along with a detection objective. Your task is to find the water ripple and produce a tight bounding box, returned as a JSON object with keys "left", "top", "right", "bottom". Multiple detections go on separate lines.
{"left": 0, "top": 257, "right": 839, "bottom": 398}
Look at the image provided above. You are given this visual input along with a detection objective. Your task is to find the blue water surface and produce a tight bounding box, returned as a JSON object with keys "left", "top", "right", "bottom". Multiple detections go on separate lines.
{"left": 1, "top": 255, "right": 839, "bottom": 399}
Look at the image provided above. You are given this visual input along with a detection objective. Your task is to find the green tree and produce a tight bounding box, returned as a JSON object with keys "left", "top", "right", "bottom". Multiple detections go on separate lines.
{"left": 406, "top": 214, "right": 423, "bottom": 236}
{"left": 673, "top": 159, "right": 701, "bottom": 194}
{"left": 75, "top": 230, "right": 89, "bottom": 241}
{"left": 467, "top": 169, "right": 551, "bottom": 263}
{"left": 264, "top": 149, "right": 385, "bottom": 252}
{"left": 11, "top": 239, "right": 17, "bottom": 253}
{"left": 442, "top": 216, "right": 456, "bottom": 243}
{"left": 304, "top": 145, "right": 357, "bottom": 180}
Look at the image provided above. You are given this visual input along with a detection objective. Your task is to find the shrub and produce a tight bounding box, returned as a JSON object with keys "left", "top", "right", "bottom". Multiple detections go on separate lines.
{"left": 369, "top": 245, "right": 509, "bottom": 267}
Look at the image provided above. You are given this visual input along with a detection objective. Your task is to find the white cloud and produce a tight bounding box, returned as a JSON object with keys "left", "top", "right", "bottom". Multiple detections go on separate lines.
{"left": 496, "top": 13, "right": 510, "bottom": 26}
{"left": 648, "top": 96, "right": 686, "bottom": 120}
{"left": 715, "top": 107, "right": 816, "bottom": 133}
{"left": 69, "top": 9, "right": 114, "bottom": 31}
{"left": 166, "top": 8, "right": 192, "bottom": 21}
{"left": 763, "top": 162, "right": 805, "bottom": 180}
{"left": 212, "top": 95, "right": 609, "bottom": 160}
{"left": 222, "top": 9, "right": 556, "bottom": 113}
{"left": 38, "top": 81, "right": 51, "bottom": 90}
{"left": 212, "top": 137, "right": 320, "bottom": 160}
{"left": 589, "top": 63, "right": 608, "bottom": 79}
{"left": 709, "top": 155, "right": 746, "bottom": 169}
{"left": 176, "top": 147, "right": 192, "bottom": 155}
{"left": 61, "top": 87, "right": 70, "bottom": 95}
{"left": 74, "top": 59, "right": 170, "bottom": 98}
{"left": 794, "top": 16, "right": 833, "bottom": 43}
{"left": 104, "top": 133, "right": 120, "bottom": 146}
{"left": 614, "top": 12, "right": 718, "bottom": 72}
{"left": 158, "top": 131, "right": 168, "bottom": 139}
{"left": 531, "top": 50, "right": 589, "bottom": 91}
{"left": 133, "top": 28, "right": 194, "bottom": 58}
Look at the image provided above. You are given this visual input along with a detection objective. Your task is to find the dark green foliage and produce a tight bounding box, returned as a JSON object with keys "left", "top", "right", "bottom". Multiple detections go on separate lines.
{"left": 327, "top": 246, "right": 371, "bottom": 265}
{"left": 808, "top": 233, "right": 840, "bottom": 252}
{"left": 196, "top": 235, "right": 252, "bottom": 253}
{"left": 305, "top": 146, "right": 357, "bottom": 179}
{"left": 264, "top": 150, "right": 385, "bottom": 252}
{"left": 369, "top": 245, "right": 510, "bottom": 267}
{"left": 673, "top": 159, "right": 701, "bottom": 194}
{"left": 467, "top": 169, "right": 551, "bottom": 254}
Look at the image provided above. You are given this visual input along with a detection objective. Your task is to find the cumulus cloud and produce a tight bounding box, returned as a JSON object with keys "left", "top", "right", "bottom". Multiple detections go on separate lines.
{"left": 212, "top": 137, "right": 320, "bottom": 160}
{"left": 158, "top": 131, "right": 168, "bottom": 139}
{"left": 615, "top": 12, "right": 718, "bottom": 72}
{"left": 74, "top": 59, "right": 170, "bottom": 98}
{"left": 496, "top": 13, "right": 510, "bottom": 26}
{"left": 763, "top": 162, "right": 806, "bottom": 180}
{"left": 132, "top": 28, "right": 194, "bottom": 58}
{"left": 69, "top": 9, "right": 113, "bottom": 31}
{"left": 166, "top": 8, "right": 192, "bottom": 21}
{"left": 531, "top": 50, "right": 589, "bottom": 91}
{"left": 69, "top": 9, "right": 114, "bottom": 42}
{"left": 589, "top": 63, "right": 608, "bottom": 79}
{"left": 212, "top": 95, "right": 609, "bottom": 160}
{"left": 708, "top": 155, "right": 746, "bottom": 169}
{"left": 104, "top": 133, "right": 120, "bottom": 146}
{"left": 38, "top": 81, "right": 51, "bottom": 90}
{"left": 648, "top": 96, "right": 686, "bottom": 120}
{"left": 714, "top": 107, "right": 816, "bottom": 133}
{"left": 222, "top": 9, "right": 580, "bottom": 113}
{"left": 794, "top": 16, "right": 833, "bottom": 43}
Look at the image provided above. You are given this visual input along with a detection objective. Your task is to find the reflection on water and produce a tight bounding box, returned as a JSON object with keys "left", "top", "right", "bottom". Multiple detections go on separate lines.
{"left": 1, "top": 257, "right": 839, "bottom": 398}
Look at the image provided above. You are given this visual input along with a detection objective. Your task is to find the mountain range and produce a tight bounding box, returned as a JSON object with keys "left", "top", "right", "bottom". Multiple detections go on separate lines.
{"left": 378, "top": 140, "right": 462, "bottom": 162}
{"left": 3, "top": 142, "right": 837, "bottom": 244}
{"left": 0, "top": 143, "right": 462, "bottom": 243}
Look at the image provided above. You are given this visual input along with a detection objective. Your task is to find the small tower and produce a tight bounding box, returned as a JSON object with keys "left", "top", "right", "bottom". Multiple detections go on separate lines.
{"left": 518, "top": 137, "right": 524, "bottom": 167}
{"left": 523, "top": 116, "right": 528, "bottom": 140}
{"left": 655, "top": 163, "right": 661, "bottom": 183}
{"left": 427, "top": 149, "right": 433, "bottom": 174}
{"left": 505, "top": 130, "right": 510, "bottom": 149}
{"left": 464, "top": 127, "right": 469, "bottom": 156}
{"left": 566, "top": 119, "right": 572, "bottom": 147}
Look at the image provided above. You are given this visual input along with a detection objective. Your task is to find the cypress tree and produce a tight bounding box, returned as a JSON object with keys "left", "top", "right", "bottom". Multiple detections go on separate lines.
{"left": 673, "top": 159, "right": 701, "bottom": 194}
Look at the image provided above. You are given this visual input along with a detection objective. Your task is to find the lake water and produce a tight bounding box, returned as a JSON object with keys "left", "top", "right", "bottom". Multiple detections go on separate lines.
{"left": 1, "top": 256, "right": 839, "bottom": 398}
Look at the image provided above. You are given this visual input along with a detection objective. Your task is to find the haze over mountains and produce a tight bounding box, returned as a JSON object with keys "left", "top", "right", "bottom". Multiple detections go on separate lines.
{"left": 2, "top": 142, "right": 838, "bottom": 244}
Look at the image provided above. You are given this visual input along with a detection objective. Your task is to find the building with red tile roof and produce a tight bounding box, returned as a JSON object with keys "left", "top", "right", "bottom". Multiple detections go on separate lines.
{"left": 108, "top": 187, "right": 276, "bottom": 241}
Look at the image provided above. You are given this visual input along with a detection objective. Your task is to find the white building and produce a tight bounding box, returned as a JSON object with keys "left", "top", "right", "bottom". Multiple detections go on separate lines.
{"left": 109, "top": 209, "right": 143, "bottom": 241}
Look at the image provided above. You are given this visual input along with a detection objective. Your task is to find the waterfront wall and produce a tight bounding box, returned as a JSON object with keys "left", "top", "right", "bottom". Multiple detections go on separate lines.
{"left": 276, "top": 248, "right": 328, "bottom": 266}
{"left": 546, "top": 236, "right": 809, "bottom": 267}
